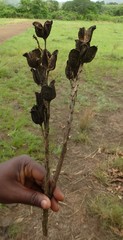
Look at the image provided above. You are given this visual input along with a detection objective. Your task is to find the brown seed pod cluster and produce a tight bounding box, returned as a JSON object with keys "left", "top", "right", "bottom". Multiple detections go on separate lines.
{"left": 65, "top": 25, "right": 97, "bottom": 80}
{"left": 23, "top": 21, "right": 58, "bottom": 126}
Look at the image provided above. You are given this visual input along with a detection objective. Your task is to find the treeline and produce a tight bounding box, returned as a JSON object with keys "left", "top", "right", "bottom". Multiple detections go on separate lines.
{"left": 1, "top": 0, "right": 123, "bottom": 21}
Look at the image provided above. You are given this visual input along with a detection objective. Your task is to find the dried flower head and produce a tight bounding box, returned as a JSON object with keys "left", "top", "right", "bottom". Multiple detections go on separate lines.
{"left": 33, "top": 21, "right": 53, "bottom": 40}
{"left": 35, "top": 92, "right": 43, "bottom": 106}
{"left": 78, "top": 25, "right": 96, "bottom": 44}
{"left": 23, "top": 48, "right": 41, "bottom": 68}
{"left": 31, "top": 104, "right": 44, "bottom": 125}
{"left": 48, "top": 50, "right": 58, "bottom": 71}
{"left": 31, "top": 66, "right": 47, "bottom": 86}
{"left": 65, "top": 49, "right": 80, "bottom": 79}
{"left": 41, "top": 80, "right": 56, "bottom": 101}
{"left": 80, "top": 46, "right": 97, "bottom": 64}
{"left": 65, "top": 25, "right": 97, "bottom": 80}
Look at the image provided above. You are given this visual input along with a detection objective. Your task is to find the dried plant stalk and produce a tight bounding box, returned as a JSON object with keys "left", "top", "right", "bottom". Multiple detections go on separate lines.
{"left": 53, "top": 75, "right": 80, "bottom": 186}
{"left": 42, "top": 210, "right": 48, "bottom": 237}
{"left": 23, "top": 21, "right": 97, "bottom": 238}
{"left": 51, "top": 25, "right": 98, "bottom": 191}
{"left": 42, "top": 102, "right": 50, "bottom": 236}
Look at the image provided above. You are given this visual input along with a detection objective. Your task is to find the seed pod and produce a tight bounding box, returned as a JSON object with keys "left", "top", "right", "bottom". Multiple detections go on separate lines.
{"left": 65, "top": 60, "right": 73, "bottom": 80}
{"left": 42, "top": 49, "right": 49, "bottom": 69}
{"left": 68, "top": 49, "right": 80, "bottom": 69}
{"left": 31, "top": 65, "right": 47, "bottom": 86}
{"left": 48, "top": 50, "right": 58, "bottom": 71}
{"left": 23, "top": 48, "right": 41, "bottom": 68}
{"left": 75, "top": 39, "right": 84, "bottom": 51}
{"left": 41, "top": 80, "right": 56, "bottom": 101}
{"left": 30, "top": 105, "right": 44, "bottom": 125}
{"left": 80, "top": 46, "right": 97, "bottom": 64}
{"left": 79, "top": 44, "right": 88, "bottom": 58}
{"left": 67, "top": 49, "right": 80, "bottom": 78}
{"left": 32, "top": 22, "right": 44, "bottom": 38}
{"left": 44, "top": 21, "right": 53, "bottom": 39}
{"left": 35, "top": 92, "right": 43, "bottom": 106}
{"left": 33, "top": 21, "right": 53, "bottom": 40}
{"left": 78, "top": 25, "right": 96, "bottom": 44}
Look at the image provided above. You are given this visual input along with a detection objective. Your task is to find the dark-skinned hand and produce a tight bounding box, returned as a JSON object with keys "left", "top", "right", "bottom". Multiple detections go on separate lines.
{"left": 0, "top": 155, "right": 64, "bottom": 212}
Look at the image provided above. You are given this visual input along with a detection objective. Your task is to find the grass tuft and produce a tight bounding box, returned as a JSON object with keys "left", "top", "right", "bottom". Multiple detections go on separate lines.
{"left": 89, "top": 194, "right": 123, "bottom": 229}
{"left": 8, "top": 224, "right": 21, "bottom": 239}
{"left": 111, "top": 157, "right": 123, "bottom": 172}
{"left": 94, "top": 168, "right": 109, "bottom": 186}
{"left": 79, "top": 107, "right": 95, "bottom": 131}
{"left": 73, "top": 130, "right": 90, "bottom": 144}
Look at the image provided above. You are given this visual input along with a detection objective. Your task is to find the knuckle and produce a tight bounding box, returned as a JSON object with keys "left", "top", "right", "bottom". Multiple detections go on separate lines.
{"left": 30, "top": 192, "right": 40, "bottom": 207}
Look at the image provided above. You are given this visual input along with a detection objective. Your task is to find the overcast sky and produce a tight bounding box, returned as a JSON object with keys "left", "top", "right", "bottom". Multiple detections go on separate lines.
{"left": 6, "top": 0, "right": 123, "bottom": 4}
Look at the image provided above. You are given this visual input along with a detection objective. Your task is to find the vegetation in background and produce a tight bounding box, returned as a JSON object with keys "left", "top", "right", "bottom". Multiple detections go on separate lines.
{"left": 0, "top": 0, "right": 123, "bottom": 21}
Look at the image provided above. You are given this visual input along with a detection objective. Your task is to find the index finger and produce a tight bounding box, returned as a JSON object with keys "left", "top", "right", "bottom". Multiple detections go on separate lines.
{"left": 24, "top": 158, "right": 46, "bottom": 182}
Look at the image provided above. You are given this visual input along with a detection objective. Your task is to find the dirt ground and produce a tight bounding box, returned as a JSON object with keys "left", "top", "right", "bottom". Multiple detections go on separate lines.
{"left": 0, "top": 21, "right": 31, "bottom": 44}
{"left": 0, "top": 22, "right": 123, "bottom": 240}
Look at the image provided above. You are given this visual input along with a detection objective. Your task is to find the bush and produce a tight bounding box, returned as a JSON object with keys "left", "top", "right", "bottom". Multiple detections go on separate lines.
{"left": 0, "top": 3, "right": 17, "bottom": 18}
{"left": 51, "top": 10, "right": 83, "bottom": 20}
{"left": 85, "top": 13, "right": 99, "bottom": 21}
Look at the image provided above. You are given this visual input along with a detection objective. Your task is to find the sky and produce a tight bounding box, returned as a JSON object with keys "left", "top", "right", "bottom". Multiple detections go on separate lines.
{"left": 5, "top": 0, "right": 123, "bottom": 4}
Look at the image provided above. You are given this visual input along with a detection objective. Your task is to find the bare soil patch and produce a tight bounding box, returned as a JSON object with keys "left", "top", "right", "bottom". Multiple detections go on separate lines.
{"left": 0, "top": 21, "right": 32, "bottom": 44}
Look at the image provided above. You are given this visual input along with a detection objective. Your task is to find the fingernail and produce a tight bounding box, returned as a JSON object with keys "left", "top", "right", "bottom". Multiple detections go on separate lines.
{"left": 41, "top": 200, "right": 48, "bottom": 209}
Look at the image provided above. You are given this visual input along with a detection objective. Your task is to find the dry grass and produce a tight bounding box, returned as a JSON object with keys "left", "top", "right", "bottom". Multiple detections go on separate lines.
{"left": 89, "top": 194, "right": 123, "bottom": 230}
{"left": 79, "top": 107, "right": 95, "bottom": 131}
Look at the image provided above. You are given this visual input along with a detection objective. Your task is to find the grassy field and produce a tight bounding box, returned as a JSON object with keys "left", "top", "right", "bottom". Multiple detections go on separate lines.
{"left": 0, "top": 18, "right": 31, "bottom": 25}
{"left": 0, "top": 20, "right": 123, "bottom": 162}
{"left": 0, "top": 19, "right": 123, "bottom": 239}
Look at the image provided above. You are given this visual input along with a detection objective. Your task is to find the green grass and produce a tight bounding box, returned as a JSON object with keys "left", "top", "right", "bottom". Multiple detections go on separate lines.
{"left": 8, "top": 223, "right": 21, "bottom": 239}
{"left": 111, "top": 157, "right": 123, "bottom": 172}
{"left": 89, "top": 194, "right": 123, "bottom": 230}
{"left": 0, "top": 18, "right": 31, "bottom": 25}
{"left": 94, "top": 156, "right": 123, "bottom": 186}
{"left": 93, "top": 155, "right": 123, "bottom": 233}
{"left": 73, "top": 130, "right": 90, "bottom": 144}
{"left": 0, "top": 19, "right": 123, "bottom": 162}
{"left": 94, "top": 168, "right": 109, "bottom": 186}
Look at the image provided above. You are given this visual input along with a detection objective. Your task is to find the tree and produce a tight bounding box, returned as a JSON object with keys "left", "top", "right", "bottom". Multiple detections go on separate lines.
{"left": 18, "top": 0, "right": 48, "bottom": 18}
{"left": 0, "top": 1, "right": 17, "bottom": 17}
{"left": 47, "top": 0, "right": 59, "bottom": 13}
{"left": 73, "top": 0, "right": 91, "bottom": 14}
{"left": 18, "top": 0, "right": 31, "bottom": 16}
{"left": 62, "top": 1, "right": 74, "bottom": 12}
{"left": 30, "top": 0, "right": 48, "bottom": 18}
{"left": 62, "top": 0, "right": 100, "bottom": 16}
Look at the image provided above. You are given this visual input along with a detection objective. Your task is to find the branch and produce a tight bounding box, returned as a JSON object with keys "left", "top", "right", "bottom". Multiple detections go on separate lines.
{"left": 33, "top": 34, "right": 42, "bottom": 51}
{"left": 51, "top": 69, "right": 82, "bottom": 193}
{"left": 42, "top": 101, "right": 50, "bottom": 237}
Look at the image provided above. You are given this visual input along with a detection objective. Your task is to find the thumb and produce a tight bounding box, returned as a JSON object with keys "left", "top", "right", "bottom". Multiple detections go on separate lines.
{"left": 16, "top": 186, "right": 51, "bottom": 209}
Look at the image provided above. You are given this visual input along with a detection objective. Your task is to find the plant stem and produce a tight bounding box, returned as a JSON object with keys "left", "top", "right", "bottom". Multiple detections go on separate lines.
{"left": 42, "top": 209, "right": 48, "bottom": 237}
{"left": 44, "top": 39, "right": 46, "bottom": 50}
{"left": 33, "top": 34, "right": 42, "bottom": 51}
{"left": 51, "top": 71, "right": 81, "bottom": 192}
{"left": 44, "top": 102, "right": 50, "bottom": 196}
{"left": 41, "top": 125, "right": 45, "bottom": 139}
{"left": 42, "top": 101, "right": 50, "bottom": 237}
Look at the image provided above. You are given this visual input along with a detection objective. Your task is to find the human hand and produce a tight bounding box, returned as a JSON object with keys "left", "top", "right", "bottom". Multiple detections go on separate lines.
{"left": 0, "top": 155, "right": 64, "bottom": 212}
